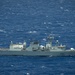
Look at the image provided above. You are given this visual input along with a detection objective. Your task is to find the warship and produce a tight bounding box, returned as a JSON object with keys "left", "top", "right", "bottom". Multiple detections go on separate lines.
{"left": 0, "top": 36, "right": 75, "bottom": 56}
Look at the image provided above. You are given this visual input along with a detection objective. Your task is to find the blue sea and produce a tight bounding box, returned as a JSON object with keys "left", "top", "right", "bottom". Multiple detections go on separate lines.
{"left": 0, "top": 0, "right": 75, "bottom": 75}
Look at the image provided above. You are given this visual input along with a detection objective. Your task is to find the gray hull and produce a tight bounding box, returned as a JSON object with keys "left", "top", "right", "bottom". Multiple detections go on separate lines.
{"left": 0, "top": 36, "right": 75, "bottom": 56}
{"left": 0, "top": 50, "right": 75, "bottom": 56}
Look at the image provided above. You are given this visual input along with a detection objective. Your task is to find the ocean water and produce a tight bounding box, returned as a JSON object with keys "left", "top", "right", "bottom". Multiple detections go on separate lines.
{"left": 0, "top": 56, "right": 75, "bottom": 75}
{"left": 0, "top": 0, "right": 75, "bottom": 75}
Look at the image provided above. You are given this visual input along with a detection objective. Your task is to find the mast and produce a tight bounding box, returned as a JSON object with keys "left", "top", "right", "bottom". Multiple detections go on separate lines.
{"left": 47, "top": 36, "right": 54, "bottom": 47}
{"left": 23, "top": 41, "right": 26, "bottom": 50}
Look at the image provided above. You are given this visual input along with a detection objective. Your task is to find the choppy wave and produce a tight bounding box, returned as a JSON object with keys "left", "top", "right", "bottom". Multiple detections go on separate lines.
{"left": 27, "top": 31, "right": 37, "bottom": 34}
{"left": 0, "top": 29, "right": 6, "bottom": 33}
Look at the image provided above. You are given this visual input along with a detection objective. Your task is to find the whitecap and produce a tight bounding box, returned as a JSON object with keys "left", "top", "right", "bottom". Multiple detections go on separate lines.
{"left": 12, "top": 12, "right": 15, "bottom": 15}
{"left": 28, "top": 31, "right": 32, "bottom": 33}
{"left": 0, "top": 29, "right": 6, "bottom": 33}
{"left": 60, "top": 73, "right": 64, "bottom": 75}
{"left": 41, "top": 65, "right": 46, "bottom": 68}
{"left": 46, "top": 26, "right": 49, "bottom": 29}
{"left": 46, "top": 15, "right": 48, "bottom": 17}
{"left": 11, "top": 65, "right": 14, "bottom": 67}
{"left": 26, "top": 73, "right": 30, "bottom": 75}
{"left": 44, "top": 22, "right": 46, "bottom": 24}
{"left": 61, "top": 24, "right": 64, "bottom": 26}
{"left": 33, "top": 31, "right": 37, "bottom": 33}
{"left": 48, "top": 22, "right": 52, "bottom": 24}
{"left": 70, "top": 22, "right": 73, "bottom": 24}
{"left": 43, "top": 38, "right": 46, "bottom": 41}
{"left": 45, "top": 33, "right": 47, "bottom": 35}
{"left": 60, "top": 7, "right": 63, "bottom": 9}
{"left": 58, "top": 36, "right": 61, "bottom": 38}
{"left": 64, "top": 9, "right": 69, "bottom": 12}
{"left": 27, "top": 31, "right": 37, "bottom": 34}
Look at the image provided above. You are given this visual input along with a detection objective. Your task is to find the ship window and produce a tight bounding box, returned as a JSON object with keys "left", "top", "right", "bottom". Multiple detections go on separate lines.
{"left": 33, "top": 41, "right": 39, "bottom": 44}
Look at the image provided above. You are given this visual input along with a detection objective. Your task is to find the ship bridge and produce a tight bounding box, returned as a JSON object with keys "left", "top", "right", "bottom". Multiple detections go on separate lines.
{"left": 9, "top": 41, "right": 26, "bottom": 51}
